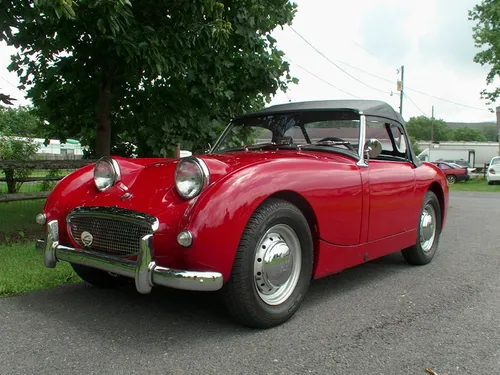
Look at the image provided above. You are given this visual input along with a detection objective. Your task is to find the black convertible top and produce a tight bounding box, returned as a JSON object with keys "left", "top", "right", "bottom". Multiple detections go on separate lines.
{"left": 235, "top": 100, "right": 406, "bottom": 125}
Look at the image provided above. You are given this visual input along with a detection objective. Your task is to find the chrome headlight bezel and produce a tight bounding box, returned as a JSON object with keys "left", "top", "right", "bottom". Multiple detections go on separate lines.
{"left": 174, "top": 156, "right": 210, "bottom": 200}
{"left": 94, "top": 156, "right": 121, "bottom": 192}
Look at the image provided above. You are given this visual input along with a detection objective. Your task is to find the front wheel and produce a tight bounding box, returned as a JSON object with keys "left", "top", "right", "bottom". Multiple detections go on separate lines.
{"left": 221, "top": 198, "right": 314, "bottom": 329}
{"left": 401, "top": 191, "right": 442, "bottom": 265}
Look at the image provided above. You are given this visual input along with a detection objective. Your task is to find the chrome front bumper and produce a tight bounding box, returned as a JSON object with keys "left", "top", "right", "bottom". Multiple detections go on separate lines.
{"left": 38, "top": 220, "right": 223, "bottom": 293}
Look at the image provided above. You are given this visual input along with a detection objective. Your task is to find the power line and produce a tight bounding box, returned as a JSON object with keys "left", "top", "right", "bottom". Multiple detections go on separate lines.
{"left": 0, "top": 75, "right": 20, "bottom": 90}
{"left": 288, "top": 26, "right": 491, "bottom": 113}
{"left": 404, "top": 87, "right": 491, "bottom": 112}
{"left": 285, "top": 57, "right": 360, "bottom": 99}
{"left": 330, "top": 56, "right": 395, "bottom": 85}
{"left": 289, "top": 26, "right": 391, "bottom": 96}
{"left": 404, "top": 92, "right": 429, "bottom": 117}
{"left": 350, "top": 39, "right": 394, "bottom": 69}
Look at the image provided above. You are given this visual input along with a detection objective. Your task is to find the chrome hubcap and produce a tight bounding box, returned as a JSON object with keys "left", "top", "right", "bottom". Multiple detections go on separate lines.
{"left": 254, "top": 224, "right": 301, "bottom": 306}
{"left": 420, "top": 204, "right": 436, "bottom": 252}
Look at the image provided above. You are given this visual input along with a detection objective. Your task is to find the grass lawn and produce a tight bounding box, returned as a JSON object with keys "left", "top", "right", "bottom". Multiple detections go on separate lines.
{"left": 0, "top": 200, "right": 45, "bottom": 244}
{"left": 448, "top": 179, "right": 500, "bottom": 192}
{"left": 0, "top": 241, "right": 81, "bottom": 297}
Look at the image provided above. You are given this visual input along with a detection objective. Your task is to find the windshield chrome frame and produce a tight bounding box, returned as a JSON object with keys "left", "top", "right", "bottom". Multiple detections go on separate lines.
{"left": 208, "top": 121, "right": 234, "bottom": 154}
{"left": 356, "top": 113, "right": 368, "bottom": 167}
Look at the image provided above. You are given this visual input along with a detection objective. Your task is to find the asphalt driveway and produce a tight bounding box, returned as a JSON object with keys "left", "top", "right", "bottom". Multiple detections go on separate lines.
{"left": 1, "top": 191, "right": 499, "bottom": 375}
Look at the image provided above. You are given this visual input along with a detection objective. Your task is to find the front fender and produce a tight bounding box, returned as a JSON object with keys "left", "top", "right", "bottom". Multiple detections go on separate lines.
{"left": 179, "top": 157, "right": 363, "bottom": 282}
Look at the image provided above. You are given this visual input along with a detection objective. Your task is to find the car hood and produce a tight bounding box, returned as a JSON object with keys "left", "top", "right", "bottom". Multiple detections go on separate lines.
{"left": 107, "top": 150, "right": 348, "bottom": 203}
{"left": 47, "top": 150, "right": 351, "bottom": 233}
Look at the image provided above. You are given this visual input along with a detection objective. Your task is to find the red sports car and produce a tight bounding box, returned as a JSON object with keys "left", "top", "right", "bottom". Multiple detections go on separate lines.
{"left": 35, "top": 100, "right": 449, "bottom": 328}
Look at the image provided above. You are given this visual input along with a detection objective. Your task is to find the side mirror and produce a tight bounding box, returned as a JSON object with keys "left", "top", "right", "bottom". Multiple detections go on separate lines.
{"left": 364, "top": 139, "right": 383, "bottom": 159}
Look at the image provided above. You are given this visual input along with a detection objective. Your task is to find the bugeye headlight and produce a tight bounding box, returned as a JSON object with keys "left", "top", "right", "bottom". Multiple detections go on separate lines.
{"left": 175, "top": 157, "right": 209, "bottom": 200}
{"left": 94, "top": 156, "right": 121, "bottom": 192}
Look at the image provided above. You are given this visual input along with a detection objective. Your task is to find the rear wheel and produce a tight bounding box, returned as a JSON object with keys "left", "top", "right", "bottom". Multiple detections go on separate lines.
{"left": 446, "top": 175, "right": 457, "bottom": 184}
{"left": 221, "top": 198, "right": 314, "bottom": 329}
{"left": 402, "top": 191, "right": 441, "bottom": 265}
{"left": 71, "top": 263, "right": 128, "bottom": 288}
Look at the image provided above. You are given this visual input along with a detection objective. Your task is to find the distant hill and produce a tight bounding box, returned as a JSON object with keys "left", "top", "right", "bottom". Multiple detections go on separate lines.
{"left": 447, "top": 121, "right": 496, "bottom": 129}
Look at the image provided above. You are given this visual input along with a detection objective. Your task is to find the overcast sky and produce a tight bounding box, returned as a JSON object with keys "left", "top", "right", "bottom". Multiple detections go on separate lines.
{"left": 269, "top": 0, "right": 498, "bottom": 123}
{"left": 0, "top": 0, "right": 497, "bottom": 123}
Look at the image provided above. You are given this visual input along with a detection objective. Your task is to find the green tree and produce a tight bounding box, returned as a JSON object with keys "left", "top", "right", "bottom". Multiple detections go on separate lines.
{"left": 482, "top": 126, "right": 499, "bottom": 142}
{"left": 0, "top": 106, "right": 43, "bottom": 137}
{"left": 2, "top": 0, "right": 297, "bottom": 157}
{"left": 406, "top": 116, "right": 451, "bottom": 141}
{"left": 451, "top": 127, "right": 487, "bottom": 142}
{"left": 469, "top": 0, "right": 500, "bottom": 105}
{"left": 0, "top": 0, "right": 76, "bottom": 106}
{"left": 0, "top": 132, "right": 39, "bottom": 193}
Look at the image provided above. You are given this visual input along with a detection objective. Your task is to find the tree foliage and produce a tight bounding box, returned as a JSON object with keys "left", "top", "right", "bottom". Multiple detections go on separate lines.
{"left": 451, "top": 127, "right": 487, "bottom": 142}
{"left": 406, "top": 116, "right": 451, "bottom": 142}
{"left": 469, "top": 0, "right": 500, "bottom": 105}
{"left": 407, "top": 115, "right": 493, "bottom": 142}
{"left": 0, "top": 131, "right": 39, "bottom": 193}
{"left": 0, "top": 106, "right": 43, "bottom": 137}
{"left": 481, "top": 126, "right": 499, "bottom": 141}
{"left": 0, "top": 0, "right": 76, "bottom": 105}
{"left": 2, "top": 0, "right": 298, "bottom": 157}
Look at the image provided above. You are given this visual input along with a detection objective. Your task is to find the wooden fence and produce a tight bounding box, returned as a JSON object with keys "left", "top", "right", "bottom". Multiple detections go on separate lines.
{"left": 0, "top": 159, "right": 97, "bottom": 203}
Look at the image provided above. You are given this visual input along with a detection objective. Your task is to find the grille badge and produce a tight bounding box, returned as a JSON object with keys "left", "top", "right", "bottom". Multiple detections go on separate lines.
{"left": 81, "top": 231, "right": 94, "bottom": 247}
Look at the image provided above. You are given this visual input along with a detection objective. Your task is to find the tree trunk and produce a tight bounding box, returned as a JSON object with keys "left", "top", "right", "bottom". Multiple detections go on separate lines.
{"left": 95, "top": 72, "right": 113, "bottom": 157}
{"left": 4, "top": 168, "right": 16, "bottom": 193}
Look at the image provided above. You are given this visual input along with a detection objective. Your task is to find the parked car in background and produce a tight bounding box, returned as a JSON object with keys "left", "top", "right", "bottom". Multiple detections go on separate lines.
{"left": 432, "top": 161, "right": 470, "bottom": 184}
{"left": 34, "top": 100, "right": 449, "bottom": 328}
{"left": 487, "top": 156, "right": 500, "bottom": 185}
{"left": 438, "top": 159, "right": 476, "bottom": 174}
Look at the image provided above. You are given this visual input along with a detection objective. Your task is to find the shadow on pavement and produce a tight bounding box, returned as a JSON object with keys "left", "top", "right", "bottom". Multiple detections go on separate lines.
{"left": 7, "top": 251, "right": 414, "bottom": 343}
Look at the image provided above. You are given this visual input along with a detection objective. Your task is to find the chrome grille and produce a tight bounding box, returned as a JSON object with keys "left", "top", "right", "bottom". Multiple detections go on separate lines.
{"left": 67, "top": 207, "right": 157, "bottom": 257}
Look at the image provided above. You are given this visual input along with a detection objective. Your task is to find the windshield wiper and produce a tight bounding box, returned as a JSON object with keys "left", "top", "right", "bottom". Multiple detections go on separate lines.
{"left": 314, "top": 140, "right": 357, "bottom": 152}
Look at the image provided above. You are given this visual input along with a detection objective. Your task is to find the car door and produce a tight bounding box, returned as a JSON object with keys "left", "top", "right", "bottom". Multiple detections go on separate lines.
{"left": 365, "top": 120, "right": 417, "bottom": 242}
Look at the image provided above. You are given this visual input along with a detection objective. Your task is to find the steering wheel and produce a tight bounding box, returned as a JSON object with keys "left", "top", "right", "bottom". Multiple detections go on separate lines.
{"left": 316, "top": 137, "right": 356, "bottom": 152}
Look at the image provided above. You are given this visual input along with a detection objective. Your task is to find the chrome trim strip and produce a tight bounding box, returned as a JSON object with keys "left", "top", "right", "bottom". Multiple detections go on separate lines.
{"left": 66, "top": 206, "right": 160, "bottom": 232}
{"left": 39, "top": 220, "right": 223, "bottom": 293}
{"left": 209, "top": 121, "right": 233, "bottom": 153}
{"left": 356, "top": 113, "right": 368, "bottom": 168}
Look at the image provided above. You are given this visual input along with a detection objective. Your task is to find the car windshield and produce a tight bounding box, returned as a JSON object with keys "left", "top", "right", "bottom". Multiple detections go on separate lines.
{"left": 492, "top": 158, "right": 500, "bottom": 165}
{"left": 212, "top": 110, "right": 391, "bottom": 156}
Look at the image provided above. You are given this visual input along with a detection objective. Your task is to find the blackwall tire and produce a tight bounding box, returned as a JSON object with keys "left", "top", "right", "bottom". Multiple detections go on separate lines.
{"left": 401, "top": 191, "right": 442, "bottom": 266}
{"left": 221, "top": 198, "right": 314, "bottom": 329}
{"left": 447, "top": 175, "right": 457, "bottom": 184}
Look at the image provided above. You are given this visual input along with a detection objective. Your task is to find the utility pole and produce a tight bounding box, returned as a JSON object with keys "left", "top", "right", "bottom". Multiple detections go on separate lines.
{"left": 397, "top": 65, "right": 405, "bottom": 116}
{"left": 431, "top": 106, "right": 435, "bottom": 143}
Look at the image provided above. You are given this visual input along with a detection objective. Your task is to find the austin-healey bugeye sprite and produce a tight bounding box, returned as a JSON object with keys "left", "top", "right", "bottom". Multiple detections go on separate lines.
{"left": 35, "top": 100, "right": 449, "bottom": 328}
